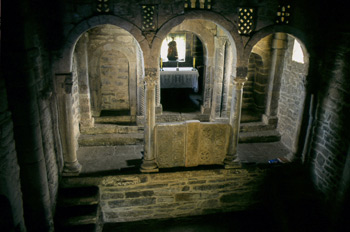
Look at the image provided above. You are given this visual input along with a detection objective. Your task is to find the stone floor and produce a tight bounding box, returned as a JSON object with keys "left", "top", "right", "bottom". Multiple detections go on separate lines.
{"left": 77, "top": 141, "right": 290, "bottom": 175}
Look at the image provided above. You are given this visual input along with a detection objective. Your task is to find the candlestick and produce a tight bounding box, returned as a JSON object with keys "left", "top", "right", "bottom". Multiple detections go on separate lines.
{"left": 193, "top": 57, "right": 196, "bottom": 68}
{"left": 160, "top": 58, "right": 163, "bottom": 69}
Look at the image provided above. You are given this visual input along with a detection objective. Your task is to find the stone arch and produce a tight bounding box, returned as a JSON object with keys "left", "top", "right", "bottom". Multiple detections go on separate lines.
{"left": 151, "top": 12, "right": 241, "bottom": 117}
{"left": 244, "top": 26, "right": 312, "bottom": 161}
{"left": 244, "top": 25, "right": 311, "bottom": 65}
{"left": 53, "top": 16, "right": 147, "bottom": 176}
{"left": 54, "top": 15, "right": 146, "bottom": 74}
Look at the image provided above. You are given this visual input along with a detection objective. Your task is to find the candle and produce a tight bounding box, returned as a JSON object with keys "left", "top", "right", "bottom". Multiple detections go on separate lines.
{"left": 160, "top": 58, "right": 163, "bottom": 69}
{"left": 193, "top": 57, "right": 196, "bottom": 68}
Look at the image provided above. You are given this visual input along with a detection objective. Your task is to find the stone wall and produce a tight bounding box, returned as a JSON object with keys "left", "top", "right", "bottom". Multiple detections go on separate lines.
{"left": 308, "top": 39, "right": 350, "bottom": 208}
{"left": 100, "top": 169, "right": 265, "bottom": 223}
{"left": 0, "top": 78, "right": 25, "bottom": 231}
{"left": 87, "top": 25, "right": 140, "bottom": 114}
{"left": 59, "top": 168, "right": 267, "bottom": 223}
{"left": 277, "top": 36, "right": 308, "bottom": 153}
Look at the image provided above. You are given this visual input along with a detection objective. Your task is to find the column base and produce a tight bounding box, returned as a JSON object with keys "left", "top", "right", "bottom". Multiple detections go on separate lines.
{"left": 155, "top": 105, "right": 163, "bottom": 115}
{"left": 262, "top": 114, "right": 278, "bottom": 125}
{"left": 140, "top": 159, "right": 159, "bottom": 173}
{"left": 223, "top": 154, "right": 241, "bottom": 169}
{"left": 62, "top": 160, "right": 82, "bottom": 176}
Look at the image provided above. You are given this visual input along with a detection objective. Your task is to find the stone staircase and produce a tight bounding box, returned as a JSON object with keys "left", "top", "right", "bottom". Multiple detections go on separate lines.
{"left": 78, "top": 114, "right": 280, "bottom": 147}
{"left": 54, "top": 186, "right": 101, "bottom": 232}
{"left": 79, "top": 115, "right": 144, "bottom": 147}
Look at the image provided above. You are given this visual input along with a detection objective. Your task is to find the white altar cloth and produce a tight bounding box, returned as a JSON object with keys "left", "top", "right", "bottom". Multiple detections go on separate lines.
{"left": 160, "top": 67, "right": 199, "bottom": 92}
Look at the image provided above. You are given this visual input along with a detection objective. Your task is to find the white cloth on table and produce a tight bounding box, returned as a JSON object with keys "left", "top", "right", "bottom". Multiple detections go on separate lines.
{"left": 160, "top": 67, "right": 199, "bottom": 92}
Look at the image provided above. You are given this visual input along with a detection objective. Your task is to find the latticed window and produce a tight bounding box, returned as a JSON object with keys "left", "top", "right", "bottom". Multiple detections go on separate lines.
{"left": 184, "top": 0, "right": 212, "bottom": 10}
{"left": 238, "top": 7, "right": 255, "bottom": 35}
{"left": 96, "top": 0, "right": 110, "bottom": 13}
{"left": 141, "top": 5, "right": 157, "bottom": 31}
{"left": 276, "top": 4, "right": 291, "bottom": 24}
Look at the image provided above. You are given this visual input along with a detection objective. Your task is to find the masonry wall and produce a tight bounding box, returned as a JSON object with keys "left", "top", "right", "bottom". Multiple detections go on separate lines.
{"left": 87, "top": 25, "right": 140, "bottom": 115}
{"left": 61, "top": 168, "right": 269, "bottom": 223}
{"left": 308, "top": 37, "right": 350, "bottom": 215}
{"left": 277, "top": 36, "right": 308, "bottom": 153}
{"left": 0, "top": 78, "right": 25, "bottom": 231}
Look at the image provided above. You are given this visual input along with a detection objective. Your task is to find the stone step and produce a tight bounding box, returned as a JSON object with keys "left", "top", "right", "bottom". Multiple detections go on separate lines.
{"left": 239, "top": 130, "right": 281, "bottom": 143}
{"left": 156, "top": 113, "right": 210, "bottom": 123}
{"left": 55, "top": 186, "right": 100, "bottom": 232}
{"left": 94, "top": 115, "right": 136, "bottom": 125}
{"left": 55, "top": 224, "right": 96, "bottom": 232}
{"left": 240, "top": 122, "right": 276, "bottom": 132}
{"left": 57, "top": 186, "right": 99, "bottom": 207}
{"left": 79, "top": 133, "right": 144, "bottom": 146}
{"left": 55, "top": 204, "right": 98, "bottom": 227}
{"left": 81, "top": 124, "right": 143, "bottom": 135}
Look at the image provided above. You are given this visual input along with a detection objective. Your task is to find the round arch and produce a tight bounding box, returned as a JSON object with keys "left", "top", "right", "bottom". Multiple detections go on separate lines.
{"left": 244, "top": 25, "right": 311, "bottom": 65}
{"left": 152, "top": 10, "right": 243, "bottom": 65}
{"left": 54, "top": 15, "right": 146, "bottom": 74}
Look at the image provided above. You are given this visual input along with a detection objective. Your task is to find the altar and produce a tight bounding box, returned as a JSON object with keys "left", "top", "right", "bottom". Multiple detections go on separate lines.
{"left": 160, "top": 67, "right": 199, "bottom": 92}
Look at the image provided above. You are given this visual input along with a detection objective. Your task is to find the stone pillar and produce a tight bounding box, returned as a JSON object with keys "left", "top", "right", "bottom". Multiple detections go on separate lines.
{"left": 155, "top": 76, "right": 163, "bottom": 114}
{"left": 56, "top": 74, "right": 82, "bottom": 176}
{"left": 76, "top": 34, "right": 94, "bottom": 129}
{"left": 210, "top": 37, "right": 226, "bottom": 121}
{"left": 224, "top": 67, "right": 248, "bottom": 168}
{"left": 140, "top": 68, "right": 159, "bottom": 172}
{"left": 262, "top": 33, "right": 288, "bottom": 125}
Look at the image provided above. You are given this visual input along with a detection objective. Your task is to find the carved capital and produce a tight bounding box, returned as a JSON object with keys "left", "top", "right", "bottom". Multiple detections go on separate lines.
{"left": 144, "top": 68, "right": 158, "bottom": 87}
{"left": 234, "top": 77, "right": 248, "bottom": 90}
{"left": 236, "top": 66, "right": 248, "bottom": 78}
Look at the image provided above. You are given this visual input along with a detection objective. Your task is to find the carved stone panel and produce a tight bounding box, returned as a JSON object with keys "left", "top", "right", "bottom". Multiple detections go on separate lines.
{"left": 155, "top": 122, "right": 186, "bottom": 168}
{"left": 185, "top": 120, "right": 200, "bottom": 167}
{"left": 198, "top": 123, "right": 231, "bottom": 165}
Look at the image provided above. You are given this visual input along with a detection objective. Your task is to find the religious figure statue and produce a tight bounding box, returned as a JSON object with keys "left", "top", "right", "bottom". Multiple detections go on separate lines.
{"left": 167, "top": 37, "right": 178, "bottom": 61}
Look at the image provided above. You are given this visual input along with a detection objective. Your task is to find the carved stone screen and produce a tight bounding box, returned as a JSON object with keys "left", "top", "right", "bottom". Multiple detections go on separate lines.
{"left": 155, "top": 121, "right": 231, "bottom": 168}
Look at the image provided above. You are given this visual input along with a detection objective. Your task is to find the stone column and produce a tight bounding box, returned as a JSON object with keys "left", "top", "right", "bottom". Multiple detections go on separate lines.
{"left": 56, "top": 73, "right": 82, "bottom": 176}
{"left": 76, "top": 34, "right": 94, "bottom": 129}
{"left": 140, "top": 68, "right": 159, "bottom": 172}
{"left": 210, "top": 37, "right": 226, "bottom": 121}
{"left": 262, "top": 33, "right": 288, "bottom": 125}
{"left": 224, "top": 67, "right": 248, "bottom": 168}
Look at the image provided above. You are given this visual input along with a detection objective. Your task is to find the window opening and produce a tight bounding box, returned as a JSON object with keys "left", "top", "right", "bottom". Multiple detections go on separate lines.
{"left": 161, "top": 33, "right": 186, "bottom": 62}
{"left": 292, "top": 39, "right": 304, "bottom": 63}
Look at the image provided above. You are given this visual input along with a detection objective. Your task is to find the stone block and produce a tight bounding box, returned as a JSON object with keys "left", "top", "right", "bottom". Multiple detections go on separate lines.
{"left": 155, "top": 122, "right": 186, "bottom": 168}
{"left": 198, "top": 123, "right": 231, "bottom": 165}
{"left": 185, "top": 120, "right": 200, "bottom": 167}
{"left": 108, "top": 197, "right": 156, "bottom": 208}
{"left": 175, "top": 193, "right": 201, "bottom": 202}
{"left": 125, "top": 190, "right": 154, "bottom": 198}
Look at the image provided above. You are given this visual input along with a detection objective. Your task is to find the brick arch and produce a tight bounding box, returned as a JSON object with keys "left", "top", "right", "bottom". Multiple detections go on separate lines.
{"left": 55, "top": 15, "right": 146, "bottom": 74}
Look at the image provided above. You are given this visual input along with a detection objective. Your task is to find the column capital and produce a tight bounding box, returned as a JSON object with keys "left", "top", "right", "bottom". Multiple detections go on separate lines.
{"left": 234, "top": 77, "right": 248, "bottom": 89}
{"left": 236, "top": 66, "right": 248, "bottom": 78}
{"left": 144, "top": 68, "right": 158, "bottom": 87}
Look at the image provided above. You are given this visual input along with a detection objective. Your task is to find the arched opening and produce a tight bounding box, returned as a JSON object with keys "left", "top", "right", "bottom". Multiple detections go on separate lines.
{"left": 74, "top": 24, "right": 143, "bottom": 123}
{"left": 70, "top": 24, "right": 145, "bottom": 173}
{"left": 157, "top": 19, "right": 237, "bottom": 122}
{"left": 238, "top": 33, "right": 309, "bottom": 163}
{"left": 159, "top": 31, "right": 204, "bottom": 113}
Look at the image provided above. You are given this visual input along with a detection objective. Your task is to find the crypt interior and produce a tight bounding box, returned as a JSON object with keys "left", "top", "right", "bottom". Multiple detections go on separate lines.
{"left": 1, "top": 0, "right": 349, "bottom": 231}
